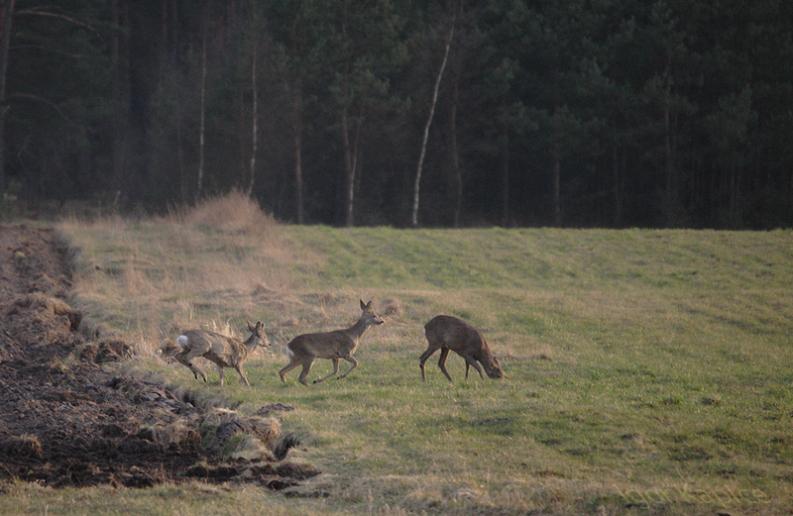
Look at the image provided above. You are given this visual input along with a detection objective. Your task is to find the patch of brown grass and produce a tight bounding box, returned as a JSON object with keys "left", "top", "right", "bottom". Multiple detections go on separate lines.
{"left": 58, "top": 192, "right": 305, "bottom": 356}
{"left": 165, "top": 190, "right": 279, "bottom": 235}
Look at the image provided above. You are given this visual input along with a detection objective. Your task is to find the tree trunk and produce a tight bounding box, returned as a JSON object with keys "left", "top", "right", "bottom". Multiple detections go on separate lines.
{"left": 352, "top": 113, "right": 363, "bottom": 198}
{"left": 196, "top": 8, "right": 207, "bottom": 202}
{"left": 246, "top": 42, "right": 257, "bottom": 197}
{"left": 450, "top": 75, "right": 462, "bottom": 227}
{"left": 729, "top": 160, "right": 740, "bottom": 227}
{"left": 551, "top": 108, "right": 562, "bottom": 226}
{"left": 553, "top": 153, "right": 561, "bottom": 226}
{"left": 0, "top": 0, "right": 15, "bottom": 194}
{"left": 292, "top": 86, "right": 304, "bottom": 224}
{"left": 664, "top": 93, "right": 673, "bottom": 224}
{"left": 789, "top": 169, "right": 793, "bottom": 223}
{"left": 160, "top": 0, "right": 168, "bottom": 77}
{"left": 176, "top": 101, "right": 186, "bottom": 204}
{"left": 501, "top": 127, "right": 510, "bottom": 226}
{"left": 168, "top": 0, "right": 185, "bottom": 204}
{"left": 411, "top": 13, "right": 456, "bottom": 227}
{"left": 110, "top": 0, "right": 129, "bottom": 200}
{"left": 662, "top": 56, "right": 677, "bottom": 226}
{"left": 341, "top": 106, "right": 354, "bottom": 226}
{"left": 237, "top": 85, "right": 245, "bottom": 184}
{"left": 613, "top": 142, "right": 622, "bottom": 226}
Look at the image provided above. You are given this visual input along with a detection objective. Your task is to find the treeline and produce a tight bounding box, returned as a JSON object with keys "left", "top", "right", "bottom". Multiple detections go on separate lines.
{"left": 1, "top": 0, "right": 792, "bottom": 228}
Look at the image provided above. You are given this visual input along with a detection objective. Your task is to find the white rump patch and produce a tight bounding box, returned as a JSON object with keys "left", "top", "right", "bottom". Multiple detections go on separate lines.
{"left": 176, "top": 335, "right": 189, "bottom": 348}
{"left": 284, "top": 346, "right": 294, "bottom": 359}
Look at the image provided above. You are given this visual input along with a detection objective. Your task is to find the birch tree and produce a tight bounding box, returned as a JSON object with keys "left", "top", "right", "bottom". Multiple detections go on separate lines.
{"left": 411, "top": 11, "right": 455, "bottom": 227}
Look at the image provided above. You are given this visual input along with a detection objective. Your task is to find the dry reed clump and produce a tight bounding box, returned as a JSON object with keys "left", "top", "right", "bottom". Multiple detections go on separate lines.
{"left": 168, "top": 190, "right": 278, "bottom": 235}
{"left": 59, "top": 191, "right": 300, "bottom": 355}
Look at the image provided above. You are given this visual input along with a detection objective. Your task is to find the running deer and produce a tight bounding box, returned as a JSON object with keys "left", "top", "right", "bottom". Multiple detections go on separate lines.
{"left": 279, "top": 300, "right": 384, "bottom": 385}
{"left": 420, "top": 315, "right": 504, "bottom": 382}
{"left": 175, "top": 321, "right": 269, "bottom": 386}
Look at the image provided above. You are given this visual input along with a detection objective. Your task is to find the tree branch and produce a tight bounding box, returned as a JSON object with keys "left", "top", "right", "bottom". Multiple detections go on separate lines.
{"left": 15, "top": 9, "right": 101, "bottom": 36}
{"left": 11, "top": 44, "right": 86, "bottom": 59}
{"left": 6, "top": 92, "right": 75, "bottom": 125}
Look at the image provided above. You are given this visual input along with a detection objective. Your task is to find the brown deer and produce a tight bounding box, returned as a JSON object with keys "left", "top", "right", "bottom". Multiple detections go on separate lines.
{"left": 279, "top": 300, "right": 384, "bottom": 385}
{"left": 175, "top": 321, "right": 269, "bottom": 386}
{"left": 420, "top": 315, "right": 503, "bottom": 382}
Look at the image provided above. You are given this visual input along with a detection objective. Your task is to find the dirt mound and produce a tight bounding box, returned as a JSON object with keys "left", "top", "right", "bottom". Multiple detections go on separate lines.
{"left": 0, "top": 226, "right": 317, "bottom": 489}
{"left": 79, "top": 339, "right": 133, "bottom": 363}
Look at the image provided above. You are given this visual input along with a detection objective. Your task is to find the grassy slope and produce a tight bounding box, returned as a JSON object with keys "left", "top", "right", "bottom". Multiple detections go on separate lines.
{"left": 278, "top": 227, "right": 793, "bottom": 513}
{"left": 22, "top": 211, "right": 793, "bottom": 514}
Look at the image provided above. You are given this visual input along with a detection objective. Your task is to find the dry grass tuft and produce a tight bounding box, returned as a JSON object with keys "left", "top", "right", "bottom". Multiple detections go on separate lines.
{"left": 166, "top": 190, "right": 278, "bottom": 235}
{"left": 380, "top": 297, "right": 404, "bottom": 318}
{"left": 58, "top": 191, "right": 305, "bottom": 356}
{"left": 205, "top": 319, "right": 240, "bottom": 339}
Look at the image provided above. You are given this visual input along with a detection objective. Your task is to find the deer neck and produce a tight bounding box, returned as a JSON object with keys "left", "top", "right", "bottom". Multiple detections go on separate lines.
{"left": 242, "top": 334, "right": 259, "bottom": 355}
{"left": 344, "top": 318, "right": 370, "bottom": 343}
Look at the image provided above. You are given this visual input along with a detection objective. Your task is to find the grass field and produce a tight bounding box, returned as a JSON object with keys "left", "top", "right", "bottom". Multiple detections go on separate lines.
{"left": 9, "top": 194, "right": 793, "bottom": 514}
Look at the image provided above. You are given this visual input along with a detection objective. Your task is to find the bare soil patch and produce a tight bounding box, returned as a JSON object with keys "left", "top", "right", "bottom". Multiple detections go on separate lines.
{"left": 0, "top": 225, "right": 317, "bottom": 489}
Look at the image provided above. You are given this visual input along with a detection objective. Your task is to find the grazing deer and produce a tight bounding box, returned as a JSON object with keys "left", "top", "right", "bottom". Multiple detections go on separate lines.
{"left": 420, "top": 315, "right": 503, "bottom": 382}
{"left": 279, "top": 300, "right": 384, "bottom": 385}
{"left": 175, "top": 321, "right": 269, "bottom": 386}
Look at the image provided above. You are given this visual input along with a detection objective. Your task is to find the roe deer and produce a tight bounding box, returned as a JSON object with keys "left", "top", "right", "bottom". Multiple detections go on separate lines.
{"left": 279, "top": 300, "right": 384, "bottom": 385}
{"left": 420, "top": 315, "right": 503, "bottom": 382}
{"left": 175, "top": 321, "right": 269, "bottom": 386}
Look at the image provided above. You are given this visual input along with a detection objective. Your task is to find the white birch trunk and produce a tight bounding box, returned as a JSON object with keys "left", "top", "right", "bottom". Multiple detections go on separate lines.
{"left": 411, "top": 14, "right": 455, "bottom": 227}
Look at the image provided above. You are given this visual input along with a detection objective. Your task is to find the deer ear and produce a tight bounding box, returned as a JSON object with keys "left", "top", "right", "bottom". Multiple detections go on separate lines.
{"left": 360, "top": 299, "right": 366, "bottom": 310}
{"left": 247, "top": 320, "right": 255, "bottom": 332}
{"left": 366, "top": 300, "right": 373, "bottom": 309}
{"left": 256, "top": 321, "right": 264, "bottom": 329}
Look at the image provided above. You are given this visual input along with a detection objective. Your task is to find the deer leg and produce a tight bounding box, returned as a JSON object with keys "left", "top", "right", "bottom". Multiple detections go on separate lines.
{"left": 176, "top": 350, "right": 208, "bottom": 383}
{"left": 338, "top": 355, "right": 358, "bottom": 380}
{"left": 217, "top": 364, "right": 225, "bottom": 386}
{"left": 464, "top": 355, "right": 484, "bottom": 380}
{"left": 298, "top": 359, "right": 314, "bottom": 386}
{"left": 192, "top": 363, "right": 208, "bottom": 383}
{"left": 419, "top": 346, "right": 439, "bottom": 382}
{"left": 235, "top": 364, "right": 251, "bottom": 386}
{"left": 313, "top": 358, "right": 339, "bottom": 384}
{"left": 438, "top": 348, "right": 452, "bottom": 382}
{"left": 279, "top": 358, "right": 300, "bottom": 383}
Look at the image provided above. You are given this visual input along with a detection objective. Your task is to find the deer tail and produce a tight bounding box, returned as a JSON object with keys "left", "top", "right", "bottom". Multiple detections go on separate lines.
{"left": 176, "top": 334, "right": 189, "bottom": 348}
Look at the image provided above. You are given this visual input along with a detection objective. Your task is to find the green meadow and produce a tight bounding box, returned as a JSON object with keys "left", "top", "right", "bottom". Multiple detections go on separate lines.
{"left": 9, "top": 197, "right": 791, "bottom": 514}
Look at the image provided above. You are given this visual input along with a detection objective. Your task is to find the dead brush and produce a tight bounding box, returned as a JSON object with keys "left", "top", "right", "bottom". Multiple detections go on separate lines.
{"left": 200, "top": 407, "right": 297, "bottom": 461}
{"left": 165, "top": 190, "right": 278, "bottom": 236}
{"left": 60, "top": 191, "right": 298, "bottom": 358}
{"left": 0, "top": 434, "right": 44, "bottom": 459}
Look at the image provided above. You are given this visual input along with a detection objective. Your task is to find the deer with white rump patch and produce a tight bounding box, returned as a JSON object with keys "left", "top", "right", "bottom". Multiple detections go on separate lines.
{"left": 175, "top": 321, "right": 269, "bottom": 386}
{"left": 279, "top": 300, "right": 384, "bottom": 385}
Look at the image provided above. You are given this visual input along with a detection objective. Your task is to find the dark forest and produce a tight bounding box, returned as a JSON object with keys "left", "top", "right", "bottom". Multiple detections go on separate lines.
{"left": 0, "top": 0, "right": 791, "bottom": 228}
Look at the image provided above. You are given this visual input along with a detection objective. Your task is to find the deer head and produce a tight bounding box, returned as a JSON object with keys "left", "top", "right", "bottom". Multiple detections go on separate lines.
{"left": 245, "top": 320, "right": 270, "bottom": 349}
{"left": 479, "top": 343, "right": 504, "bottom": 379}
{"left": 359, "top": 299, "right": 385, "bottom": 326}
